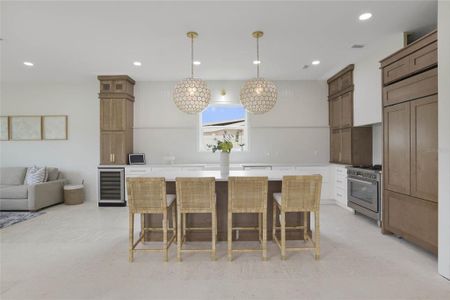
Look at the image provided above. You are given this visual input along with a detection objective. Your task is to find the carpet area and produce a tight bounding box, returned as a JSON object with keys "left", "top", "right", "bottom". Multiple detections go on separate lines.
{"left": 0, "top": 211, "right": 45, "bottom": 229}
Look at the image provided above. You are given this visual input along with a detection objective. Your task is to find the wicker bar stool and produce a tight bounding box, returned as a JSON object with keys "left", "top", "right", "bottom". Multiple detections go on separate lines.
{"left": 228, "top": 177, "right": 268, "bottom": 261}
{"left": 272, "top": 175, "right": 322, "bottom": 260}
{"left": 175, "top": 177, "right": 217, "bottom": 262}
{"left": 127, "top": 177, "right": 176, "bottom": 262}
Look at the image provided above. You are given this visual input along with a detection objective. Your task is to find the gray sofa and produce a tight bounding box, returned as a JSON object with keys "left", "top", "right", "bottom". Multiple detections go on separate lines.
{"left": 0, "top": 167, "right": 67, "bottom": 211}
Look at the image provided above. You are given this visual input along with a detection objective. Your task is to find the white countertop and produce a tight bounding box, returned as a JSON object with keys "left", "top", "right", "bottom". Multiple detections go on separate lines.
{"left": 98, "top": 163, "right": 331, "bottom": 168}
{"left": 125, "top": 169, "right": 326, "bottom": 181}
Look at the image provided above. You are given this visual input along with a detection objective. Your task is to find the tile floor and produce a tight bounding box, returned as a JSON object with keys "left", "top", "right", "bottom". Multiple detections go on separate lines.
{"left": 1, "top": 202, "right": 449, "bottom": 300}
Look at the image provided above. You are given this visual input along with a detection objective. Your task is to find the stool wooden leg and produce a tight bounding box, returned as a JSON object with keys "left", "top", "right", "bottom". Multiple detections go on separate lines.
{"left": 272, "top": 201, "right": 277, "bottom": 242}
{"left": 280, "top": 211, "right": 286, "bottom": 260}
{"left": 258, "top": 213, "right": 262, "bottom": 242}
{"left": 177, "top": 210, "right": 182, "bottom": 262}
{"left": 172, "top": 204, "right": 177, "bottom": 242}
{"left": 140, "top": 213, "right": 145, "bottom": 242}
{"left": 227, "top": 212, "right": 232, "bottom": 261}
{"left": 129, "top": 212, "right": 134, "bottom": 262}
{"left": 262, "top": 211, "right": 268, "bottom": 261}
{"left": 163, "top": 210, "right": 168, "bottom": 262}
{"left": 315, "top": 210, "right": 320, "bottom": 260}
{"left": 211, "top": 209, "right": 217, "bottom": 261}
{"left": 303, "top": 211, "right": 308, "bottom": 242}
{"left": 183, "top": 213, "right": 187, "bottom": 241}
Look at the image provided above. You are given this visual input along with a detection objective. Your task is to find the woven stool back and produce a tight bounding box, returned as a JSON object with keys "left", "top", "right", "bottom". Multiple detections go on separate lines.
{"left": 176, "top": 177, "right": 216, "bottom": 212}
{"left": 228, "top": 177, "right": 268, "bottom": 212}
{"left": 281, "top": 175, "right": 322, "bottom": 212}
{"left": 126, "top": 177, "right": 166, "bottom": 213}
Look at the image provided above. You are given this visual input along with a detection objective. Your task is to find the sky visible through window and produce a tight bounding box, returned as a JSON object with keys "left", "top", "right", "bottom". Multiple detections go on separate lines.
{"left": 202, "top": 106, "right": 246, "bottom": 125}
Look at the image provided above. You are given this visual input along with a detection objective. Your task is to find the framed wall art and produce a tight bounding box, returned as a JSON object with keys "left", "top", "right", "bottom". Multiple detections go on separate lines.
{"left": 43, "top": 115, "right": 68, "bottom": 140}
{"left": 0, "top": 116, "right": 9, "bottom": 140}
{"left": 10, "top": 116, "right": 42, "bottom": 141}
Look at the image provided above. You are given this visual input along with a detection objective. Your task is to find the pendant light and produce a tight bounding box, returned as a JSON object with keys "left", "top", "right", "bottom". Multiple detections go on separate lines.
{"left": 240, "top": 31, "right": 277, "bottom": 114}
{"left": 173, "top": 32, "right": 211, "bottom": 114}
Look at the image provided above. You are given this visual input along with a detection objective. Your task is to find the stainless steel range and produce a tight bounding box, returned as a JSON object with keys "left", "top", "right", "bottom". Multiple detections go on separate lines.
{"left": 346, "top": 165, "right": 382, "bottom": 226}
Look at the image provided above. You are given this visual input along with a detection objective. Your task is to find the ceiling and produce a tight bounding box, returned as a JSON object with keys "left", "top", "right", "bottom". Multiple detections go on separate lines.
{"left": 0, "top": 1, "right": 437, "bottom": 82}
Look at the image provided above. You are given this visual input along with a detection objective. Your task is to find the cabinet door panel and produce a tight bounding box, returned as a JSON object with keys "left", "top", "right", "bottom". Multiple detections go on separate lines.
{"left": 410, "top": 96, "right": 438, "bottom": 202}
{"left": 383, "top": 190, "right": 437, "bottom": 254}
{"left": 383, "top": 68, "right": 437, "bottom": 107}
{"left": 340, "top": 71, "right": 353, "bottom": 90}
{"left": 330, "top": 129, "right": 340, "bottom": 163}
{"left": 383, "top": 103, "right": 411, "bottom": 194}
{"left": 383, "top": 56, "right": 410, "bottom": 85}
{"left": 329, "top": 79, "right": 339, "bottom": 96}
{"left": 410, "top": 42, "right": 437, "bottom": 74}
{"left": 341, "top": 92, "right": 353, "bottom": 128}
{"left": 330, "top": 97, "right": 342, "bottom": 128}
{"left": 101, "top": 132, "right": 126, "bottom": 165}
{"left": 100, "top": 132, "right": 112, "bottom": 165}
{"left": 340, "top": 128, "right": 352, "bottom": 164}
{"left": 100, "top": 99, "right": 126, "bottom": 131}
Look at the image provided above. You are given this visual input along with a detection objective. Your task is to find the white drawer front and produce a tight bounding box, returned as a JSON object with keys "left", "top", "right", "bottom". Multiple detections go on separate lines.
{"left": 335, "top": 187, "right": 347, "bottom": 205}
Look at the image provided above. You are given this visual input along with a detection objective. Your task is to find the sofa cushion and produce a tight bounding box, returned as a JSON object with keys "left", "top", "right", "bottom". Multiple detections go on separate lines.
{"left": 24, "top": 166, "right": 47, "bottom": 185}
{"left": 0, "top": 167, "right": 27, "bottom": 185}
{"left": 0, "top": 185, "right": 28, "bottom": 199}
{"left": 47, "top": 167, "right": 59, "bottom": 181}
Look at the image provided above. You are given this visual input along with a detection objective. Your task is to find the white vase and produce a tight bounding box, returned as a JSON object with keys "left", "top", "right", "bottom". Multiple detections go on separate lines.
{"left": 220, "top": 152, "right": 230, "bottom": 177}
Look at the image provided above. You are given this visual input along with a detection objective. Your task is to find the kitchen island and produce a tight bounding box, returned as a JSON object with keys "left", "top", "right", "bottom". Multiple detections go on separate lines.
{"left": 126, "top": 169, "right": 326, "bottom": 242}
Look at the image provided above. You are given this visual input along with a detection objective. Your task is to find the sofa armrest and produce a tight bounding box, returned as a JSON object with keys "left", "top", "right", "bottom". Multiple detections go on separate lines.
{"left": 28, "top": 179, "right": 67, "bottom": 210}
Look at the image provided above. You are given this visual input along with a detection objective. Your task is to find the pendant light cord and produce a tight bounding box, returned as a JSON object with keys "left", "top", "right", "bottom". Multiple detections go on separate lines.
{"left": 191, "top": 35, "right": 194, "bottom": 78}
{"left": 256, "top": 36, "right": 260, "bottom": 78}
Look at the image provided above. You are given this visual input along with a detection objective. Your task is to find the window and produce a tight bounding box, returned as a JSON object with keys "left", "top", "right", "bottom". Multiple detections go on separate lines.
{"left": 199, "top": 104, "right": 248, "bottom": 152}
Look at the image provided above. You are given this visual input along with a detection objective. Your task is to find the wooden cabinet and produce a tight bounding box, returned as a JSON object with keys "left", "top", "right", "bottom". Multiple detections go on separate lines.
{"left": 410, "top": 95, "right": 438, "bottom": 202}
{"left": 380, "top": 30, "right": 438, "bottom": 254}
{"left": 383, "top": 68, "right": 437, "bottom": 107}
{"left": 98, "top": 76, "right": 135, "bottom": 165}
{"left": 328, "top": 65, "right": 371, "bottom": 165}
{"left": 341, "top": 92, "right": 353, "bottom": 128}
{"left": 383, "top": 190, "right": 438, "bottom": 254}
{"left": 381, "top": 30, "right": 437, "bottom": 85}
{"left": 329, "top": 97, "right": 342, "bottom": 128}
{"left": 329, "top": 91, "right": 352, "bottom": 129}
{"left": 383, "top": 102, "right": 411, "bottom": 194}
{"left": 330, "top": 127, "right": 372, "bottom": 165}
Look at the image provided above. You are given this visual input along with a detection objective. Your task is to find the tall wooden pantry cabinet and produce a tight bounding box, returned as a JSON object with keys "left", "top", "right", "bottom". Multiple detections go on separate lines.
{"left": 98, "top": 75, "right": 135, "bottom": 165}
{"left": 328, "top": 64, "right": 373, "bottom": 165}
{"left": 380, "top": 30, "right": 438, "bottom": 254}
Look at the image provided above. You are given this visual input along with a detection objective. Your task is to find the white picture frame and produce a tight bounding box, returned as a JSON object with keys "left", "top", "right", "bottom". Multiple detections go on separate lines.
{"left": 10, "top": 116, "right": 42, "bottom": 141}
{"left": 43, "top": 115, "right": 68, "bottom": 140}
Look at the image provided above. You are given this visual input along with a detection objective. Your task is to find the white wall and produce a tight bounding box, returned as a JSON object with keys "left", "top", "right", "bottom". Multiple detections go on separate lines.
{"left": 353, "top": 33, "right": 404, "bottom": 126}
{"left": 438, "top": 0, "right": 450, "bottom": 280}
{"left": 134, "top": 80, "right": 329, "bottom": 164}
{"left": 0, "top": 82, "right": 99, "bottom": 201}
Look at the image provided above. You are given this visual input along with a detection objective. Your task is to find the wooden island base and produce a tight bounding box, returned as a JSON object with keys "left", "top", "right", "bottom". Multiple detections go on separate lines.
{"left": 143, "top": 181, "right": 310, "bottom": 242}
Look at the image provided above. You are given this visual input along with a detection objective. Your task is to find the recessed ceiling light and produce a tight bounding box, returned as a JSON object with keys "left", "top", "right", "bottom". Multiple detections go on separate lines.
{"left": 359, "top": 12, "right": 372, "bottom": 21}
{"left": 253, "top": 60, "right": 261, "bottom": 65}
{"left": 193, "top": 61, "right": 201, "bottom": 65}
{"left": 23, "top": 61, "right": 34, "bottom": 67}
{"left": 312, "top": 60, "right": 320, "bottom": 65}
{"left": 133, "top": 61, "right": 142, "bottom": 66}
{"left": 352, "top": 44, "right": 365, "bottom": 49}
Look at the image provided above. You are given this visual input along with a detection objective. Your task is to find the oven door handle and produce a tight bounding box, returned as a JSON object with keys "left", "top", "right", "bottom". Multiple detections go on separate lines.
{"left": 348, "top": 178, "right": 377, "bottom": 185}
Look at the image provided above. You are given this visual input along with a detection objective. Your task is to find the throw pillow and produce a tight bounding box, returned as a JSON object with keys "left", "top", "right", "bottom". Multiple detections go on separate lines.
{"left": 24, "top": 166, "right": 48, "bottom": 185}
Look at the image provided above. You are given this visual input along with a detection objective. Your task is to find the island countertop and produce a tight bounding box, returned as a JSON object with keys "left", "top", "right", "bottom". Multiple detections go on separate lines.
{"left": 125, "top": 169, "right": 326, "bottom": 181}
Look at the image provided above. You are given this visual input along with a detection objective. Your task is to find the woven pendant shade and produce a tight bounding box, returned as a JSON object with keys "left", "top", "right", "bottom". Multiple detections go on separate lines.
{"left": 173, "top": 32, "right": 211, "bottom": 114}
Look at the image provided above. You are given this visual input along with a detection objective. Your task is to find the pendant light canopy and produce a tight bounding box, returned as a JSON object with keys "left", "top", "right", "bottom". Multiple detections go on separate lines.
{"left": 240, "top": 31, "right": 277, "bottom": 114}
{"left": 173, "top": 32, "right": 211, "bottom": 114}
